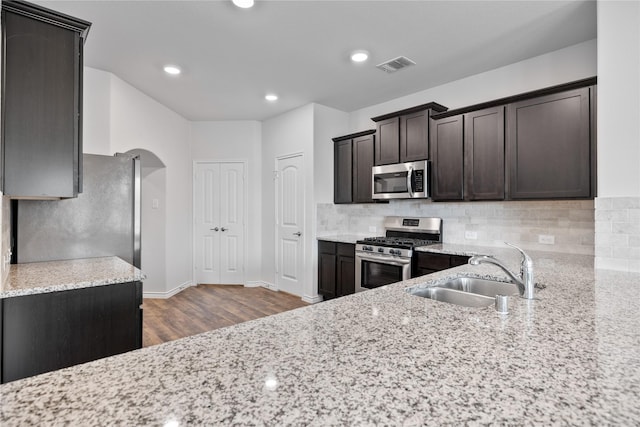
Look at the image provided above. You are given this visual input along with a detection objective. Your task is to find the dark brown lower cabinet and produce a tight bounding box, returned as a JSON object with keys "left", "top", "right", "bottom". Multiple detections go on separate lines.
{"left": 318, "top": 241, "right": 355, "bottom": 300}
{"left": 1, "top": 281, "right": 142, "bottom": 384}
{"left": 413, "top": 252, "right": 470, "bottom": 277}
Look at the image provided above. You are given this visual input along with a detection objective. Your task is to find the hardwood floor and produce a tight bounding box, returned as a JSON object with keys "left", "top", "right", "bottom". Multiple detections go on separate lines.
{"left": 142, "top": 284, "right": 308, "bottom": 347}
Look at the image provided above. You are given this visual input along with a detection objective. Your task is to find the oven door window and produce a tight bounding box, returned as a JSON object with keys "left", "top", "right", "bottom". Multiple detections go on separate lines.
{"left": 361, "top": 260, "right": 404, "bottom": 289}
{"left": 373, "top": 172, "right": 408, "bottom": 195}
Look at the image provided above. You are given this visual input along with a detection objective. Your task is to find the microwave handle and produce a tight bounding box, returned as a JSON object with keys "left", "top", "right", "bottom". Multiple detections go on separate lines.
{"left": 406, "top": 166, "right": 414, "bottom": 197}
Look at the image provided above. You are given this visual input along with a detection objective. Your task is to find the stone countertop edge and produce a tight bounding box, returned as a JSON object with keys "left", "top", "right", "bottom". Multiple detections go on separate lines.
{"left": 1, "top": 256, "right": 146, "bottom": 299}
{"left": 2, "top": 248, "right": 640, "bottom": 425}
{"left": 316, "top": 234, "right": 371, "bottom": 244}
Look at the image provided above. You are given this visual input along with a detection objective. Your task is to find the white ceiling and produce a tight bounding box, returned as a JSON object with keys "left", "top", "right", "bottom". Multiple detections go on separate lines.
{"left": 36, "top": 0, "right": 597, "bottom": 122}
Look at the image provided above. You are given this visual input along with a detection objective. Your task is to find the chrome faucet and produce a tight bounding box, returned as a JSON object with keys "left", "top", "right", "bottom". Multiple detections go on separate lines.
{"left": 468, "top": 242, "right": 535, "bottom": 299}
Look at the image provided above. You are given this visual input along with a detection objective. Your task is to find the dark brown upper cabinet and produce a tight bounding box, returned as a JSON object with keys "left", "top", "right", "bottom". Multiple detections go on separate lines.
{"left": 1, "top": 1, "right": 91, "bottom": 199}
{"left": 372, "top": 102, "right": 448, "bottom": 166}
{"left": 431, "top": 107, "right": 505, "bottom": 202}
{"left": 430, "top": 115, "right": 464, "bottom": 201}
{"left": 373, "top": 117, "right": 400, "bottom": 165}
{"left": 352, "top": 133, "right": 375, "bottom": 203}
{"left": 334, "top": 139, "right": 353, "bottom": 204}
{"left": 430, "top": 77, "right": 596, "bottom": 202}
{"left": 507, "top": 87, "right": 592, "bottom": 199}
{"left": 333, "top": 130, "right": 376, "bottom": 204}
{"left": 464, "top": 106, "right": 505, "bottom": 200}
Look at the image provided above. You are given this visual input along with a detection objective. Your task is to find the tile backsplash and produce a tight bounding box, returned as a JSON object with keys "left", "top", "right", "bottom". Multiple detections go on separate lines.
{"left": 317, "top": 199, "right": 595, "bottom": 255}
{"left": 595, "top": 197, "right": 640, "bottom": 272}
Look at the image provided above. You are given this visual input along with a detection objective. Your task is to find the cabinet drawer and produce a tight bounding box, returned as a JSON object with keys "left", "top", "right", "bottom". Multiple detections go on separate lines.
{"left": 318, "top": 240, "right": 337, "bottom": 254}
{"left": 337, "top": 243, "right": 355, "bottom": 256}
{"left": 415, "top": 253, "right": 450, "bottom": 270}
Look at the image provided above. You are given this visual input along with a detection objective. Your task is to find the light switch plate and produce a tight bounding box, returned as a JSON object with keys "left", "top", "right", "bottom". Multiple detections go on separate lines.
{"left": 465, "top": 231, "right": 478, "bottom": 240}
{"left": 152, "top": 198, "right": 159, "bottom": 209}
{"left": 539, "top": 234, "right": 555, "bottom": 245}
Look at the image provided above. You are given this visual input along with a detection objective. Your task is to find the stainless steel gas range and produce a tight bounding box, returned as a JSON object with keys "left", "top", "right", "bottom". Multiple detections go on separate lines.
{"left": 355, "top": 217, "right": 442, "bottom": 292}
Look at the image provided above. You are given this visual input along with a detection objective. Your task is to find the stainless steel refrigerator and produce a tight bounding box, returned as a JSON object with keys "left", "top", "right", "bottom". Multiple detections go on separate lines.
{"left": 15, "top": 153, "right": 141, "bottom": 267}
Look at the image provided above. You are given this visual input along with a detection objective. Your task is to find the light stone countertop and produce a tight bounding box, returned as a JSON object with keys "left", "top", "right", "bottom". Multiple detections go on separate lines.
{"left": 1, "top": 248, "right": 639, "bottom": 425}
{"left": 316, "top": 234, "right": 372, "bottom": 244}
{"left": 1, "top": 256, "right": 145, "bottom": 299}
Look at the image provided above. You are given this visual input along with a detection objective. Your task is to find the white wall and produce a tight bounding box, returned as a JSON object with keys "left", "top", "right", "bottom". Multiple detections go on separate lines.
{"left": 261, "top": 104, "right": 314, "bottom": 298}
{"left": 595, "top": 0, "right": 640, "bottom": 272}
{"left": 190, "top": 121, "right": 263, "bottom": 283}
{"left": 597, "top": 1, "right": 640, "bottom": 197}
{"left": 82, "top": 68, "right": 112, "bottom": 155}
{"left": 349, "top": 39, "right": 597, "bottom": 132}
{"left": 109, "top": 75, "right": 192, "bottom": 294}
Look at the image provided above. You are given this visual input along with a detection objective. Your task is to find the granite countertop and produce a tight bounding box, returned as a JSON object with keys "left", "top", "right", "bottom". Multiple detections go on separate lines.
{"left": 1, "top": 248, "right": 639, "bottom": 425}
{"left": 316, "top": 234, "right": 371, "bottom": 244}
{"left": 1, "top": 256, "right": 145, "bottom": 299}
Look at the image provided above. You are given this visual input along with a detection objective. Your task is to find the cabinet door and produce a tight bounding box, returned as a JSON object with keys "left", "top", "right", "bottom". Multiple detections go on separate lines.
{"left": 430, "top": 115, "right": 464, "bottom": 201}
{"left": 334, "top": 140, "right": 353, "bottom": 204}
{"left": 375, "top": 117, "right": 400, "bottom": 165}
{"left": 507, "top": 88, "right": 591, "bottom": 199}
{"left": 353, "top": 134, "right": 375, "bottom": 203}
{"left": 465, "top": 106, "right": 505, "bottom": 200}
{"left": 400, "top": 110, "right": 429, "bottom": 162}
{"left": 2, "top": 10, "right": 81, "bottom": 198}
{"left": 318, "top": 241, "right": 337, "bottom": 299}
{"left": 336, "top": 243, "right": 355, "bottom": 297}
{"left": 2, "top": 282, "right": 141, "bottom": 383}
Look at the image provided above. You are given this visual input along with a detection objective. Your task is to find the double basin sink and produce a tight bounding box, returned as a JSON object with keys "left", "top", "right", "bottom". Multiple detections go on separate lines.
{"left": 406, "top": 277, "right": 519, "bottom": 308}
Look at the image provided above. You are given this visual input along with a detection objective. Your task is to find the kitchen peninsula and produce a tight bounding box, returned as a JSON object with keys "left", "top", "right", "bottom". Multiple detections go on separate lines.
{"left": 1, "top": 248, "right": 638, "bottom": 425}
{"left": 1, "top": 257, "right": 145, "bottom": 383}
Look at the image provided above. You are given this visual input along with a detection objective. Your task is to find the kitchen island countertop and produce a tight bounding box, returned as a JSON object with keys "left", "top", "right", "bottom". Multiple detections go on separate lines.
{"left": 1, "top": 256, "right": 145, "bottom": 299}
{"left": 1, "top": 247, "right": 639, "bottom": 425}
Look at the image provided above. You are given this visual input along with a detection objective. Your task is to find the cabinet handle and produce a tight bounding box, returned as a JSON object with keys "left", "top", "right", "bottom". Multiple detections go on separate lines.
{"left": 221, "top": 227, "right": 228, "bottom": 232}
{"left": 293, "top": 231, "right": 302, "bottom": 237}
{"left": 210, "top": 227, "right": 219, "bottom": 231}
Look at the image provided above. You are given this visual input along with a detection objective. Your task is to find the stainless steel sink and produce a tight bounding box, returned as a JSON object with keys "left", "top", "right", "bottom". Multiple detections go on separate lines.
{"left": 434, "top": 277, "right": 519, "bottom": 297}
{"left": 407, "top": 286, "right": 495, "bottom": 308}
{"left": 406, "top": 277, "right": 519, "bottom": 308}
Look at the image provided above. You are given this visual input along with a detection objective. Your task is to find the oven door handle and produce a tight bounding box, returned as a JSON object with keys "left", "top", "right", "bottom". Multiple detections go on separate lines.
{"left": 357, "top": 253, "right": 412, "bottom": 266}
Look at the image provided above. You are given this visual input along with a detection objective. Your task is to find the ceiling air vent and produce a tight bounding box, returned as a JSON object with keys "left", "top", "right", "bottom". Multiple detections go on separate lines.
{"left": 376, "top": 56, "right": 416, "bottom": 73}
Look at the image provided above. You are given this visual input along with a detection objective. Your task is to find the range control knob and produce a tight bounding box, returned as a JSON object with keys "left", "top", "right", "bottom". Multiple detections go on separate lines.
{"left": 378, "top": 248, "right": 384, "bottom": 253}
{"left": 389, "top": 249, "right": 398, "bottom": 256}
{"left": 364, "top": 246, "right": 373, "bottom": 251}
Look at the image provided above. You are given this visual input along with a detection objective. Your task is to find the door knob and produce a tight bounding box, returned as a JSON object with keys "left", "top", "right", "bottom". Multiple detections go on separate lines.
{"left": 221, "top": 227, "right": 228, "bottom": 232}
{"left": 210, "top": 227, "right": 219, "bottom": 231}
{"left": 293, "top": 231, "right": 302, "bottom": 236}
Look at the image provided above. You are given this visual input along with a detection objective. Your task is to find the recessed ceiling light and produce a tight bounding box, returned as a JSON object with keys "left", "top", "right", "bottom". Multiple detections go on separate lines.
{"left": 232, "top": 0, "right": 254, "bottom": 8}
{"left": 265, "top": 94, "right": 278, "bottom": 102}
{"left": 350, "top": 50, "right": 369, "bottom": 63}
{"left": 163, "top": 65, "right": 181, "bottom": 75}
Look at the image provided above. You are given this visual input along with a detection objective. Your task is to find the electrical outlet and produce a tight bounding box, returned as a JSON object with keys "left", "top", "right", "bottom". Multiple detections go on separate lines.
{"left": 465, "top": 231, "right": 478, "bottom": 240}
{"left": 539, "top": 234, "right": 555, "bottom": 245}
{"left": 368, "top": 226, "right": 377, "bottom": 233}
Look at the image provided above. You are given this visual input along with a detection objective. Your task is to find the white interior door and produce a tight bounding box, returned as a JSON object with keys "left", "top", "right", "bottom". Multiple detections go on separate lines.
{"left": 219, "top": 163, "right": 245, "bottom": 283}
{"left": 194, "top": 162, "right": 245, "bottom": 285}
{"left": 276, "top": 154, "right": 304, "bottom": 295}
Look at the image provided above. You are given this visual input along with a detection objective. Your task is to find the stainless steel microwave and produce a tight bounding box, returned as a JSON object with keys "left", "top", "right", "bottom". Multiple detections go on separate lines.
{"left": 372, "top": 160, "right": 429, "bottom": 199}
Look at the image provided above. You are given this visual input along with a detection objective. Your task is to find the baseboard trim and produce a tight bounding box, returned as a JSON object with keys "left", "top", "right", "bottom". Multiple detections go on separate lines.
{"left": 143, "top": 281, "right": 193, "bottom": 299}
{"left": 302, "top": 294, "right": 323, "bottom": 304}
{"left": 245, "top": 280, "right": 268, "bottom": 288}
{"left": 246, "top": 281, "right": 278, "bottom": 291}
